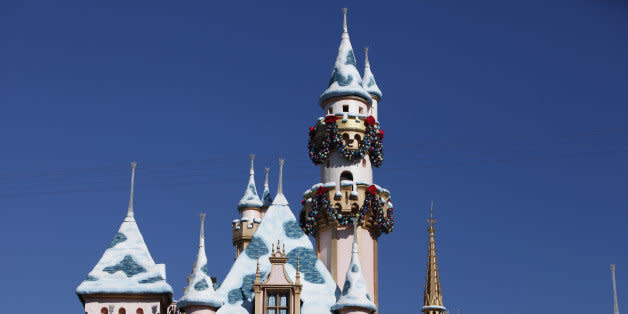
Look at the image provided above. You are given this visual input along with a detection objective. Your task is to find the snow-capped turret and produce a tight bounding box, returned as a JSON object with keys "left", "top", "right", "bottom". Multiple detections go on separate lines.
{"left": 76, "top": 162, "right": 173, "bottom": 314}
{"left": 233, "top": 155, "right": 264, "bottom": 256}
{"left": 331, "top": 218, "right": 377, "bottom": 314}
{"left": 319, "top": 8, "right": 372, "bottom": 107}
{"left": 178, "top": 213, "right": 223, "bottom": 312}
{"left": 261, "top": 167, "right": 273, "bottom": 211}
{"left": 237, "top": 154, "right": 263, "bottom": 211}
{"left": 362, "top": 46, "right": 382, "bottom": 120}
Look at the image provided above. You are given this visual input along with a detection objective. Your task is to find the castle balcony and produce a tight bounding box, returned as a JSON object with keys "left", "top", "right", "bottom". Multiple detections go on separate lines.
{"left": 300, "top": 181, "right": 394, "bottom": 238}
{"left": 232, "top": 217, "right": 262, "bottom": 255}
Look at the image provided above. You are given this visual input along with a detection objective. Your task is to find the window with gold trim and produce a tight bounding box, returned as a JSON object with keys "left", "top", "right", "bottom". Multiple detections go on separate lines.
{"left": 265, "top": 290, "right": 290, "bottom": 314}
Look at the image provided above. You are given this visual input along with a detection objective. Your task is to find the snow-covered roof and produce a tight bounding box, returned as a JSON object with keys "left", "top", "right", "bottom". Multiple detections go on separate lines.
{"left": 320, "top": 9, "right": 372, "bottom": 106}
{"left": 76, "top": 164, "right": 173, "bottom": 297}
{"left": 238, "top": 155, "right": 263, "bottom": 209}
{"left": 76, "top": 214, "right": 173, "bottom": 296}
{"left": 361, "top": 47, "right": 382, "bottom": 99}
{"left": 178, "top": 214, "right": 223, "bottom": 309}
{"left": 216, "top": 162, "right": 338, "bottom": 314}
{"left": 331, "top": 221, "right": 377, "bottom": 312}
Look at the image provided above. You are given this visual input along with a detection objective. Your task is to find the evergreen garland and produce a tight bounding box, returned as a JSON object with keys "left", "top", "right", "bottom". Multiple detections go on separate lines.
{"left": 307, "top": 115, "right": 384, "bottom": 167}
{"left": 299, "top": 185, "right": 394, "bottom": 237}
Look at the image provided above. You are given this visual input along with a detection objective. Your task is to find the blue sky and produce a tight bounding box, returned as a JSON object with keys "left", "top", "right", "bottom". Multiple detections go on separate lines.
{"left": 1, "top": 0, "right": 627, "bottom": 313}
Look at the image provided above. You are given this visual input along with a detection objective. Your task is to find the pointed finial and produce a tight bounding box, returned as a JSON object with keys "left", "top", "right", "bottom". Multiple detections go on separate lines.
{"left": 342, "top": 8, "right": 348, "bottom": 34}
{"left": 249, "top": 154, "right": 255, "bottom": 175}
{"left": 351, "top": 216, "right": 359, "bottom": 253}
{"left": 264, "top": 167, "right": 270, "bottom": 188}
{"left": 127, "top": 162, "right": 137, "bottom": 219}
{"left": 199, "top": 213, "right": 206, "bottom": 248}
{"left": 428, "top": 201, "right": 437, "bottom": 228}
{"left": 272, "top": 242, "right": 275, "bottom": 255}
{"left": 277, "top": 159, "right": 285, "bottom": 195}
{"left": 255, "top": 258, "right": 261, "bottom": 284}
{"left": 364, "top": 46, "right": 371, "bottom": 68}
{"left": 283, "top": 243, "right": 286, "bottom": 255}
{"left": 296, "top": 256, "right": 301, "bottom": 284}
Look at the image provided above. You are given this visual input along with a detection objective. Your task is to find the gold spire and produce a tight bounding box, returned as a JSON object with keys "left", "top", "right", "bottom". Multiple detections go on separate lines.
{"left": 422, "top": 201, "right": 446, "bottom": 314}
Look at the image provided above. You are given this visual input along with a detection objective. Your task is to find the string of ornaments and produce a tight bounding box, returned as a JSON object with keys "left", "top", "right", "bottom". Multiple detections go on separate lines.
{"left": 308, "top": 115, "right": 384, "bottom": 167}
{"left": 299, "top": 185, "right": 394, "bottom": 237}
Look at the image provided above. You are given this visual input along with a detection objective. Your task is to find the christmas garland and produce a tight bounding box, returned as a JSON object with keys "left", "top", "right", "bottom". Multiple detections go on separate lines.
{"left": 308, "top": 115, "right": 384, "bottom": 167}
{"left": 299, "top": 185, "right": 394, "bottom": 236}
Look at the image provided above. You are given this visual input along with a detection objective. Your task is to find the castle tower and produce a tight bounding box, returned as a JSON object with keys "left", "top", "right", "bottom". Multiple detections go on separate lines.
{"left": 300, "top": 8, "right": 394, "bottom": 308}
{"left": 232, "top": 154, "right": 264, "bottom": 256}
{"left": 331, "top": 218, "right": 377, "bottom": 314}
{"left": 76, "top": 162, "right": 173, "bottom": 314}
{"left": 177, "top": 213, "right": 223, "bottom": 314}
{"left": 361, "top": 46, "right": 383, "bottom": 120}
{"left": 422, "top": 204, "right": 446, "bottom": 314}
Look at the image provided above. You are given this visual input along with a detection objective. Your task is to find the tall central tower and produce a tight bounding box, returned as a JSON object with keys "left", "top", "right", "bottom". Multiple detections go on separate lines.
{"left": 299, "top": 8, "right": 394, "bottom": 308}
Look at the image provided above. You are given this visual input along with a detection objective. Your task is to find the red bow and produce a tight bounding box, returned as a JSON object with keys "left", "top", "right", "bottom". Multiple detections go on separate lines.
{"left": 367, "top": 185, "right": 378, "bottom": 195}
{"left": 378, "top": 129, "right": 385, "bottom": 140}
{"left": 309, "top": 126, "right": 315, "bottom": 135}
{"left": 316, "top": 186, "right": 328, "bottom": 196}
{"left": 325, "top": 115, "right": 338, "bottom": 123}
{"left": 365, "top": 116, "right": 376, "bottom": 126}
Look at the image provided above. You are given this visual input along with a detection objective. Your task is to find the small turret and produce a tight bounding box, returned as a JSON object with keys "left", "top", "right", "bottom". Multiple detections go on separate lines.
{"left": 177, "top": 213, "right": 223, "bottom": 313}
{"left": 331, "top": 217, "right": 377, "bottom": 314}
{"left": 362, "top": 46, "right": 383, "bottom": 120}
{"left": 261, "top": 167, "right": 273, "bottom": 211}
{"left": 233, "top": 154, "right": 264, "bottom": 256}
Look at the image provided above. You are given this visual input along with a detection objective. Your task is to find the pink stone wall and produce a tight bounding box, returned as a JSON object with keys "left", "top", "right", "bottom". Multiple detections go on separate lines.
{"left": 84, "top": 297, "right": 161, "bottom": 314}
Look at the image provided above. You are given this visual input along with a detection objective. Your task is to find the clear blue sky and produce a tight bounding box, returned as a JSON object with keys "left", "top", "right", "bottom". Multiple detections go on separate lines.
{"left": 1, "top": 0, "right": 627, "bottom": 313}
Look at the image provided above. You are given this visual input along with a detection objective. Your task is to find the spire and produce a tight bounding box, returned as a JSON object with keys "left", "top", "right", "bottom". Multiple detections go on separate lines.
{"left": 361, "top": 46, "right": 383, "bottom": 99}
{"left": 237, "top": 154, "right": 263, "bottom": 210}
{"left": 331, "top": 217, "right": 377, "bottom": 313}
{"left": 320, "top": 8, "right": 372, "bottom": 106}
{"left": 278, "top": 159, "right": 284, "bottom": 195}
{"left": 261, "top": 167, "right": 273, "bottom": 208}
{"left": 422, "top": 201, "right": 446, "bottom": 313}
{"left": 611, "top": 264, "right": 620, "bottom": 314}
{"left": 177, "top": 212, "right": 223, "bottom": 310}
{"left": 126, "top": 162, "right": 137, "bottom": 222}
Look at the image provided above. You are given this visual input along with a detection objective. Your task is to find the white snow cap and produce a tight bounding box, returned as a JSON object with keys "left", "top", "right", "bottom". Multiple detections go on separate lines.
{"left": 76, "top": 163, "right": 173, "bottom": 296}
{"left": 177, "top": 213, "right": 224, "bottom": 309}
{"left": 237, "top": 154, "right": 263, "bottom": 209}
{"left": 320, "top": 8, "right": 373, "bottom": 106}
{"left": 331, "top": 218, "right": 377, "bottom": 312}
{"left": 361, "top": 46, "right": 382, "bottom": 99}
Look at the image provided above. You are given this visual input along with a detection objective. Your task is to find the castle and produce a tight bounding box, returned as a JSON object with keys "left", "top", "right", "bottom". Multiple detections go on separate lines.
{"left": 76, "top": 9, "right": 446, "bottom": 314}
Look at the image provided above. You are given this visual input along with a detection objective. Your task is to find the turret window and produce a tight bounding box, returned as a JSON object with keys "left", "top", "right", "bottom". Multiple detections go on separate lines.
{"left": 343, "top": 105, "right": 349, "bottom": 112}
{"left": 359, "top": 107, "right": 363, "bottom": 114}
{"left": 266, "top": 291, "right": 289, "bottom": 314}
{"left": 328, "top": 108, "right": 333, "bottom": 114}
{"left": 118, "top": 308, "right": 126, "bottom": 314}
{"left": 136, "top": 309, "right": 144, "bottom": 314}
{"left": 340, "top": 171, "right": 353, "bottom": 182}
{"left": 101, "top": 308, "right": 108, "bottom": 314}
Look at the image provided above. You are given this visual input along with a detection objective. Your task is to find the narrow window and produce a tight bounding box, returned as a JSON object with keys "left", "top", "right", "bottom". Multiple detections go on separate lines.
{"left": 342, "top": 105, "right": 349, "bottom": 112}
{"left": 266, "top": 291, "right": 289, "bottom": 314}
{"left": 359, "top": 107, "right": 363, "bottom": 114}
{"left": 101, "top": 308, "right": 108, "bottom": 314}
{"left": 136, "top": 309, "right": 144, "bottom": 314}
{"left": 119, "top": 308, "right": 126, "bottom": 314}
{"left": 328, "top": 108, "right": 332, "bottom": 114}
{"left": 354, "top": 134, "right": 361, "bottom": 145}
{"left": 362, "top": 158, "right": 366, "bottom": 167}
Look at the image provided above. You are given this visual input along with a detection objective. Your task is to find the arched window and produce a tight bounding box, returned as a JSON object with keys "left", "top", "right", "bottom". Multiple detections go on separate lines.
{"left": 359, "top": 107, "right": 363, "bottom": 114}
{"left": 340, "top": 171, "right": 353, "bottom": 182}
{"left": 354, "top": 134, "right": 361, "bottom": 145}
{"left": 118, "top": 308, "right": 126, "bottom": 314}
{"left": 342, "top": 104, "right": 349, "bottom": 112}
{"left": 136, "top": 309, "right": 144, "bottom": 314}
{"left": 328, "top": 108, "right": 333, "bottom": 114}
{"left": 101, "top": 308, "right": 108, "bottom": 314}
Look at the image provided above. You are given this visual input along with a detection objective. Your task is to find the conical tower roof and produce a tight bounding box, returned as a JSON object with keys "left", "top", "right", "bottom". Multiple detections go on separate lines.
{"left": 261, "top": 167, "right": 273, "bottom": 208}
{"left": 237, "top": 154, "right": 263, "bottom": 209}
{"left": 331, "top": 218, "right": 377, "bottom": 312}
{"left": 216, "top": 160, "right": 337, "bottom": 314}
{"left": 76, "top": 163, "right": 172, "bottom": 297}
{"left": 320, "top": 8, "right": 372, "bottom": 106}
{"left": 361, "top": 47, "right": 382, "bottom": 99}
{"left": 177, "top": 213, "right": 223, "bottom": 309}
{"left": 422, "top": 203, "right": 446, "bottom": 313}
